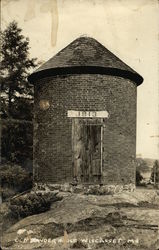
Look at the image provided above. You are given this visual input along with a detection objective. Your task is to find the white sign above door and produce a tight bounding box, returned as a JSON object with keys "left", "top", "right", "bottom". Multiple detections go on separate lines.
{"left": 67, "top": 110, "right": 109, "bottom": 118}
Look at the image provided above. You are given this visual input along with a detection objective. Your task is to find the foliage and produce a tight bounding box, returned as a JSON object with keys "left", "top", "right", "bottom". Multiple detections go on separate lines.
{"left": 136, "top": 170, "right": 144, "bottom": 186}
{"left": 0, "top": 163, "right": 33, "bottom": 200}
{"left": 136, "top": 158, "right": 149, "bottom": 173}
{"left": 0, "top": 20, "right": 37, "bottom": 115}
{"left": 0, "top": 21, "right": 37, "bottom": 165}
{"left": 9, "top": 192, "right": 62, "bottom": 220}
{"left": 1, "top": 188, "right": 17, "bottom": 201}
{"left": 1, "top": 121, "right": 33, "bottom": 164}
{"left": 151, "top": 160, "right": 159, "bottom": 185}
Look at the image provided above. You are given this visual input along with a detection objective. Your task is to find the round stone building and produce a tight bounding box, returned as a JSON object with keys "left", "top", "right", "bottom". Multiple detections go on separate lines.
{"left": 28, "top": 37, "right": 143, "bottom": 188}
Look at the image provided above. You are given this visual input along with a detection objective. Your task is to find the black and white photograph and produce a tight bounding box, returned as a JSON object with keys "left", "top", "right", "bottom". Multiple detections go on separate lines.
{"left": 0, "top": 0, "right": 159, "bottom": 249}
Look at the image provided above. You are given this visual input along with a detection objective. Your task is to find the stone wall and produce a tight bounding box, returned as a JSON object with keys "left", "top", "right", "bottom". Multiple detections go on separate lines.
{"left": 33, "top": 183, "right": 136, "bottom": 194}
{"left": 33, "top": 74, "right": 137, "bottom": 185}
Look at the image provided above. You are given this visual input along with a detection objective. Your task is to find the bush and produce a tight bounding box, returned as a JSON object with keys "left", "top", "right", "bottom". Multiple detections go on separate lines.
{"left": 0, "top": 188, "right": 17, "bottom": 201}
{"left": 136, "top": 170, "right": 144, "bottom": 186}
{"left": 9, "top": 192, "right": 62, "bottom": 220}
{"left": 0, "top": 163, "right": 32, "bottom": 201}
{"left": 1, "top": 121, "right": 33, "bottom": 165}
{"left": 151, "top": 160, "right": 159, "bottom": 185}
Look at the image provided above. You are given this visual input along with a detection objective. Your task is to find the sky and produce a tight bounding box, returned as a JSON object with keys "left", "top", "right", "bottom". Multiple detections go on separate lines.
{"left": 1, "top": 0, "right": 159, "bottom": 159}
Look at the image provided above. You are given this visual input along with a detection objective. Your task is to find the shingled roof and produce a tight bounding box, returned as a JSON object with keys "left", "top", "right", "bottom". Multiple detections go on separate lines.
{"left": 28, "top": 36, "right": 143, "bottom": 85}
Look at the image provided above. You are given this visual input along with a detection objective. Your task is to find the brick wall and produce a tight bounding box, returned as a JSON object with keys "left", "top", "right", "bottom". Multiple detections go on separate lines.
{"left": 33, "top": 74, "right": 137, "bottom": 185}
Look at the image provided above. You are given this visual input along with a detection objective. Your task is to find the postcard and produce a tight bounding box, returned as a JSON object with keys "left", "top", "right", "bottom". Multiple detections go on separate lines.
{"left": 0, "top": 0, "right": 159, "bottom": 249}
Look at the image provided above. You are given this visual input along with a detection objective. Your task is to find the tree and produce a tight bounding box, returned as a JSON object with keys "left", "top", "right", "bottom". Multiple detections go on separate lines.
{"left": 0, "top": 163, "right": 33, "bottom": 201}
{"left": 136, "top": 158, "right": 149, "bottom": 173}
{"left": 0, "top": 21, "right": 37, "bottom": 165}
{"left": 0, "top": 21, "right": 37, "bottom": 118}
{"left": 151, "top": 160, "right": 159, "bottom": 186}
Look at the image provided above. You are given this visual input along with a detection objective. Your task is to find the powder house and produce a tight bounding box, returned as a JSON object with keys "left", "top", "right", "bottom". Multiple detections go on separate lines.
{"left": 28, "top": 37, "right": 143, "bottom": 187}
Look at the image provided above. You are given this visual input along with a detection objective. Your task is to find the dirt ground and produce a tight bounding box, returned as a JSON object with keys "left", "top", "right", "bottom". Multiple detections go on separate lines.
{"left": 1, "top": 188, "right": 159, "bottom": 250}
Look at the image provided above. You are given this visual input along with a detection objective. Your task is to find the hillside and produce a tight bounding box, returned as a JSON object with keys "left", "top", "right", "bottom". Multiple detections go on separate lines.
{"left": 1, "top": 189, "right": 159, "bottom": 250}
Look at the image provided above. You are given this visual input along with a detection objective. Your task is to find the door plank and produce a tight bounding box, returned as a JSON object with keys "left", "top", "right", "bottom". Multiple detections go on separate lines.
{"left": 72, "top": 120, "right": 102, "bottom": 183}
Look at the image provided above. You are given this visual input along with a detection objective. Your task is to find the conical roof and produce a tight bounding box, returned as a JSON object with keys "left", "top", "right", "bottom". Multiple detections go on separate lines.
{"left": 28, "top": 36, "right": 143, "bottom": 85}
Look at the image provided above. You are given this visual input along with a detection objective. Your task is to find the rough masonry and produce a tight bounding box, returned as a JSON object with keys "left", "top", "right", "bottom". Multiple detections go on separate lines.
{"left": 28, "top": 36, "right": 143, "bottom": 187}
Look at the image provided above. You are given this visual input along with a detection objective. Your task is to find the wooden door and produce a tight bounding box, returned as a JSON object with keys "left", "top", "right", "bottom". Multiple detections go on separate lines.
{"left": 72, "top": 119, "right": 102, "bottom": 183}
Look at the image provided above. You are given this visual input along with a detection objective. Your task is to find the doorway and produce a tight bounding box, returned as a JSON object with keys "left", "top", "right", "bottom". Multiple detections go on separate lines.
{"left": 72, "top": 119, "right": 102, "bottom": 183}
